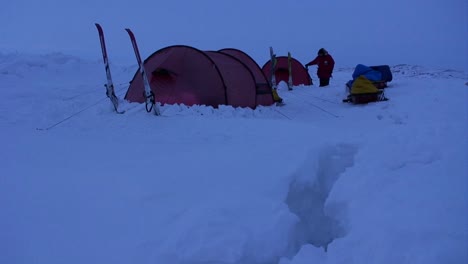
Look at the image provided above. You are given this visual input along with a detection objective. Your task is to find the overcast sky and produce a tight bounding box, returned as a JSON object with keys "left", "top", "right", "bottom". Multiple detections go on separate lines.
{"left": 1, "top": 0, "right": 466, "bottom": 70}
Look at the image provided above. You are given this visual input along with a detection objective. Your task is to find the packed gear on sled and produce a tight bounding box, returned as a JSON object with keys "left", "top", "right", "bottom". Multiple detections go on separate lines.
{"left": 369, "top": 65, "right": 393, "bottom": 88}
{"left": 347, "top": 64, "right": 392, "bottom": 89}
{"left": 343, "top": 75, "right": 388, "bottom": 104}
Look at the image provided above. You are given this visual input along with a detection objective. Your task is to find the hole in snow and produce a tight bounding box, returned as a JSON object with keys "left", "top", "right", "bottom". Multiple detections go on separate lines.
{"left": 285, "top": 144, "right": 357, "bottom": 253}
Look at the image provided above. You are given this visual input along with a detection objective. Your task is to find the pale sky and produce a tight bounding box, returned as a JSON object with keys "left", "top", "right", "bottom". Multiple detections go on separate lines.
{"left": 1, "top": 0, "right": 467, "bottom": 70}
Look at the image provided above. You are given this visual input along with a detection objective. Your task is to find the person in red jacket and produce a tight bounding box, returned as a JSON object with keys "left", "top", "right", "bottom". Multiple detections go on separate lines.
{"left": 305, "top": 48, "right": 335, "bottom": 87}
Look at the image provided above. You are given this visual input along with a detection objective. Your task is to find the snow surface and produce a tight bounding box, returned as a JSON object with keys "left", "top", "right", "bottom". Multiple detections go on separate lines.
{"left": 0, "top": 52, "right": 467, "bottom": 264}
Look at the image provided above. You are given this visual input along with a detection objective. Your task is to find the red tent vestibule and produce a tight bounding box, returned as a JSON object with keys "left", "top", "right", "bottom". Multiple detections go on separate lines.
{"left": 261, "top": 56, "right": 313, "bottom": 86}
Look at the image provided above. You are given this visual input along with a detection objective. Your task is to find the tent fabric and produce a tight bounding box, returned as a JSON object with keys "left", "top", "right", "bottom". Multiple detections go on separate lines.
{"left": 218, "top": 48, "right": 274, "bottom": 106}
{"left": 125, "top": 45, "right": 274, "bottom": 109}
{"left": 261, "top": 56, "right": 313, "bottom": 86}
{"left": 204, "top": 51, "right": 256, "bottom": 108}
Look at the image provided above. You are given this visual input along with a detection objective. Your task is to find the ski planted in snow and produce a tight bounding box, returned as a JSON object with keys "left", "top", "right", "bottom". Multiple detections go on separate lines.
{"left": 125, "top": 28, "right": 161, "bottom": 116}
{"left": 95, "top": 23, "right": 124, "bottom": 114}
{"left": 269, "top": 46, "right": 277, "bottom": 90}
{"left": 287, "top": 51, "right": 293, "bottom": 90}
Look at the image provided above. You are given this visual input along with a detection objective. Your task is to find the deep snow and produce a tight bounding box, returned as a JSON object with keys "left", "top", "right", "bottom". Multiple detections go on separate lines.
{"left": 0, "top": 52, "right": 467, "bottom": 264}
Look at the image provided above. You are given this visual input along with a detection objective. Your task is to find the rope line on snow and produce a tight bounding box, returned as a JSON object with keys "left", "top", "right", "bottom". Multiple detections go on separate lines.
{"left": 273, "top": 108, "right": 292, "bottom": 120}
{"left": 306, "top": 101, "right": 340, "bottom": 118}
{"left": 36, "top": 97, "right": 109, "bottom": 131}
{"left": 37, "top": 82, "right": 130, "bottom": 130}
{"left": 309, "top": 95, "right": 340, "bottom": 105}
{"left": 279, "top": 89, "right": 340, "bottom": 119}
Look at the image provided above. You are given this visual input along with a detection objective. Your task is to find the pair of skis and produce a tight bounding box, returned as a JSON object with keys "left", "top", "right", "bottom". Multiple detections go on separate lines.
{"left": 269, "top": 47, "right": 278, "bottom": 90}
{"left": 287, "top": 51, "right": 293, "bottom": 90}
{"left": 269, "top": 47, "right": 293, "bottom": 91}
{"left": 95, "top": 23, "right": 160, "bottom": 115}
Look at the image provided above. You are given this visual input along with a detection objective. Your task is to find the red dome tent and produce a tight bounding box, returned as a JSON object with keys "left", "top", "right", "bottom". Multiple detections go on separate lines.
{"left": 125, "top": 45, "right": 274, "bottom": 109}
{"left": 261, "top": 56, "right": 313, "bottom": 86}
{"left": 218, "top": 48, "right": 274, "bottom": 106}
